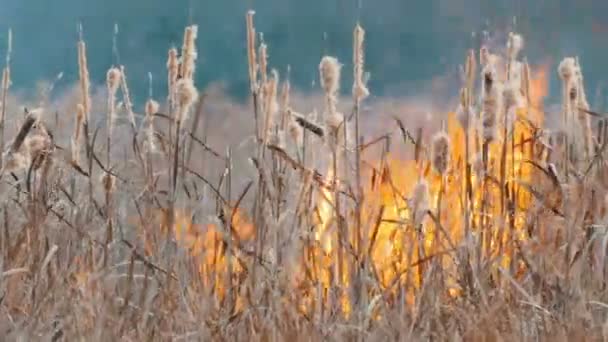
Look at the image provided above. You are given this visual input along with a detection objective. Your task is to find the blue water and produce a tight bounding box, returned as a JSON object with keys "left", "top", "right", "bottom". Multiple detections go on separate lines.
{"left": 1, "top": 0, "right": 608, "bottom": 107}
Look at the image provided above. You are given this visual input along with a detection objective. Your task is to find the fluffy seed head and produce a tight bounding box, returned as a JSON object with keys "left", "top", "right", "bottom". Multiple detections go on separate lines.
{"left": 176, "top": 79, "right": 198, "bottom": 111}
{"left": 326, "top": 111, "right": 345, "bottom": 132}
{"left": 411, "top": 179, "right": 430, "bottom": 227}
{"left": 101, "top": 172, "right": 116, "bottom": 193}
{"left": 319, "top": 56, "right": 341, "bottom": 95}
{"left": 77, "top": 40, "right": 91, "bottom": 117}
{"left": 106, "top": 67, "right": 121, "bottom": 92}
{"left": 558, "top": 57, "right": 577, "bottom": 81}
{"left": 287, "top": 116, "right": 303, "bottom": 144}
{"left": 481, "top": 65, "right": 503, "bottom": 141}
{"left": 180, "top": 25, "right": 198, "bottom": 81}
{"left": 145, "top": 99, "right": 160, "bottom": 117}
{"left": 352, "top": 24, "right": 369, "bottom": 100}
{"left": 259, "top": 43, "right": 268, "bottom": 86}
{"left": 507, "top": 33, "right": 524, "bottom": 60}
{"left": 431, "top": 132, "right": 450, "bottom": 175}
{"left": 246, "top": 11, "right": 258, "bottom": 91}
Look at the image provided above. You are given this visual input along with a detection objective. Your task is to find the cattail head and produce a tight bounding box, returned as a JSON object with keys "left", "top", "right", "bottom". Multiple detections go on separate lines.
{"left": 25, "top": 134, "right": 51, "bottom": 156}
{"left": 481, "top": 64, "right": 503, "bottom": 141}
{"left": 246, "top": 11, "right": 258, "bottom": 92}
{"left": 471, "top": 153, "right": 484, "bottom": 178}
{"left": 507, "top": 33, "right": 524, "bottom": 61}
{"left": 287, "top": 112, "right": 303, "bottom": 144}
{"left": 479, "top": 46, "right": 497, "bottom": 67}
{"left": 77, "top": 40, "right": 91, "bottom": 118}
{"left": 259, "top": 43, "right": 268, "bottom": 86}
{"left": 25, "top": 134, "right": 52, "bottom": 170}
{"left": 411, "top": 179, "right": 430, "bottom": 227}
{"left": 101, "top": 172, "right": 116, "bottom": 193}
{"left": 521, "top": 61, "right": 532, "bottom": 104}
{"left": 319, "top": 56, "right": 341, "bottom": 96}
{"left": 265, "top": 70, "right": 279, "bottom": 119}
{"left": 167, "top": 48, "right": 179, "bottom": 78}
{"left": 175, "top": 79, "right": 198, "bottom": 121}
{"left": 457, "top": 88, "right": 473, "bottom": 129}
{"left": 431, "top": 132, "right": 450, "bottom": 175}
{"left": 145, "top": 99, "right": 160, "bottom": 117}
{"left": 106, "top": 67, "right": 122, "bottom": 93}
{"left": 558, "top": 57, "right": 577, "bottom": 81}
{"left": 326, "top": 111, "right": 345, "bottom": 133}
{"left": 176, "top": 79, "right": 198, "bottom": 108}
{"left": 180, "top": 25, "right": 198, "bottom": 81}
{"left": 352, "top": 24, "right": 369, "bottom": 101}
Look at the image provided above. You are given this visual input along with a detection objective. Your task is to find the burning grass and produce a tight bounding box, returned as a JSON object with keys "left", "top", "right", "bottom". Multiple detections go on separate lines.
{"left": 0, "top": 10, "right": 608, "bottom": 341}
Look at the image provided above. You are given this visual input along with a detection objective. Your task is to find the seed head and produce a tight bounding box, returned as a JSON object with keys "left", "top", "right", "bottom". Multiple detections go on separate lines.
{"left": 106, "top": 67, "right": 122, "bottom": 93}
{"left": 101, "top": 172, "right": 116, "bottom": 193}
{"left": 411, "top": 179, "right": 430, "bottom": 227}
{"left": 319, "top": 56, "right": 341, "bottom": 96}
{"left": 507, "top": 33, "right": 524, "bottom": 61}
{"left": 145, "top": 99, "right": 160, "bottom": 117}
{"left": 431, "top": 132, "right": 450, "bottom": 175}
{"left": 558, "top": 57, "right": 577, "bottom": 81}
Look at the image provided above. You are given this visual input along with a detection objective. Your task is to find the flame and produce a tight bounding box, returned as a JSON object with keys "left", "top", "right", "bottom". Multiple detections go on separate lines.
{"left": 163, "top": 65, "right": 549, "bottom": 317}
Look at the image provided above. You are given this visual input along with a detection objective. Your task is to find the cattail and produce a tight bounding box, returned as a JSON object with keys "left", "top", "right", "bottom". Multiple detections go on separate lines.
{"left": 101, "top": 172, "right": 116, "bottom": 193}
{"left": 71, "top": 104, "right": 85, "bottom": 164}
{"left": 471, "top": 152, "right": 485, "bottom": 178}
{"left": 146, "top": 99, "right": 159, "bottom": 117}
{"left": 180, "top": 25, "right": 198, "bottom": 81}
{"left": 259, "top": 43, "right": 268, "bottom": 87}
{"left": 503, "top": 82, "right": 524, "bottom": 128}
{"left": 77, "top": 40, "right": 91, "bottom": 120}
{"left": 352, "top": 24, "right": 369, "bottom": 101}
{"left": 457, "top": 88, "right": 473, "bottom": 130}
{"left": 326, "top": 111, "right": 345, "bottom": 133}
{"left": 319, "top": 56, "right": 341, "bottom": 96}
{"left": 287, "top": 110, "right": 303, "bottom": 145}
{"left": 521, "top": 60, "right": 532, "bottom": 105}
{"left": 411, "top": 179, "right": 430, "bottom": 227}
{"left": 175, "top": 79, "right": 198, "bottom": 122}
{"left": 479, "top": 46, "right": 498, "bottom": 68}
{"left": 25, "top": 133, "right": 51, "bottom": 170}
{"left": 145, "top": 99, "right": 159, "bottom": 152}
{"left": 246, "top": 11, "right": 258, "bottom": 92}
{"left": 263, "top": 70, "right": 279, "bottom": 143}
{"left": 481, "top": 64, "right": 503, "bottom": 141}
{"left": 119, "top": 66, "right": 136, "bottom": 129}
{"left": 558, "top": 58, "right": 577, "bottom": 81}
{"left": 431, "top": 132, "right": 450, "bottom": 175}
{"left": 574, "top": 59, "right": 593, "bottom": 157}
{"left": 106, "top": 67, "right": 121, "bottom": 138}
{"left": 465, "top": 49, "right": 476, "bottom": 92}
{"left": 507, "top": 33, "right": 524, "bottom": 61}
{"left": 319, "top": 56, "right": 342, "bottom": 122}
{"left": 279, "top": 74, "right": 291, "bottom": 128}
{"left": 1, "top": 68, "right": 9, "bottom": 117}
{"left": 167, "top": 48, "right": 179, "bottom": 104}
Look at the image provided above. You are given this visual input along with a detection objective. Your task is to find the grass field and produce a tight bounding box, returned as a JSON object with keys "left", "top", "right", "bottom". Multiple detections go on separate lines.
{"left": 0, "top": 10, "right": 607, "bottom": 341}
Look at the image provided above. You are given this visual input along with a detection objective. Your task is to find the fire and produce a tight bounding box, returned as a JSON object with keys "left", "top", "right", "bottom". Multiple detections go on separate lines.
{"left": 165, "top": 63, "right": 549, "bottom": 317}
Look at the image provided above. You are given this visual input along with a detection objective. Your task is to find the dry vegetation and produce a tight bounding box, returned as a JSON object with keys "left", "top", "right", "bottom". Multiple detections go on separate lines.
{"left": 1, "top": 10, "right": 608, "bottom": 341}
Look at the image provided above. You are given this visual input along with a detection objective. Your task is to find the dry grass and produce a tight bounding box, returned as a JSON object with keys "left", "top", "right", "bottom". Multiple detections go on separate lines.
{"left": 0, "top": 10, "right": 608, "bottom": 341}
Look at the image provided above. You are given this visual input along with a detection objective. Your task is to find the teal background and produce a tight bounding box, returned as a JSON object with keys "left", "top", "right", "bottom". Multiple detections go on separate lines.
{"left": 1, "top": 0, "right": 607, "bottom": 106}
